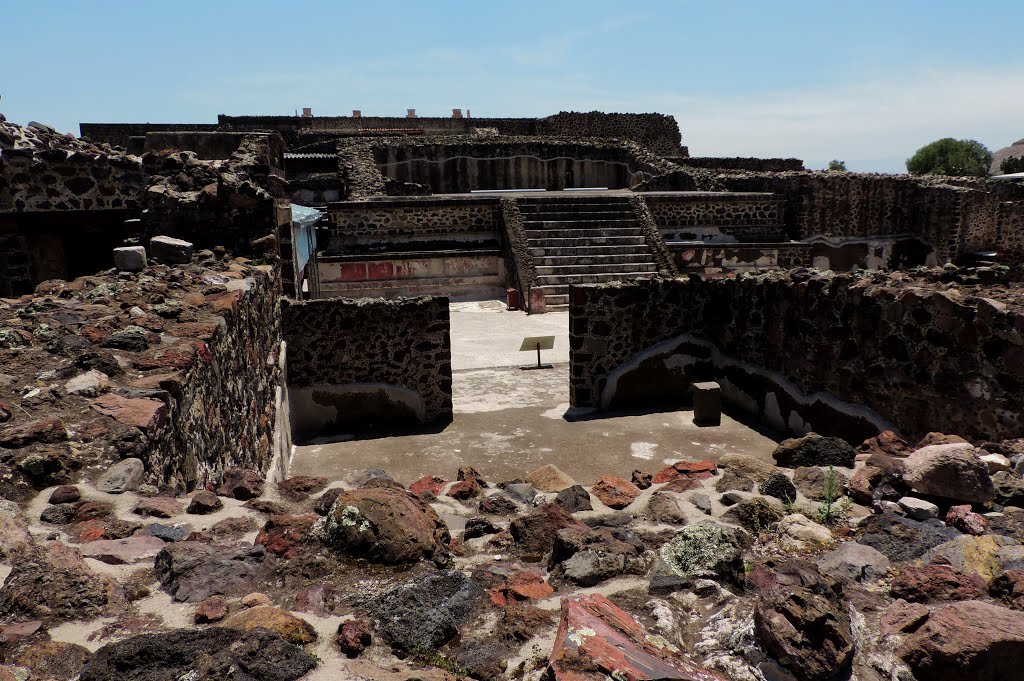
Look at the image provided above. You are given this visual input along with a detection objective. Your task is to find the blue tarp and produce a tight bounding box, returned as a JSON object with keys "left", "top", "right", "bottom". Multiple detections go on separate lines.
{"left": 290, "top": 205, "right": 321, "bottom": 275}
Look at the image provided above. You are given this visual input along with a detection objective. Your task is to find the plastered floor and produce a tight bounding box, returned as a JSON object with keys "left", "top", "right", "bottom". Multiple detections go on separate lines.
{"left": 288, "top": 301, "right": 779, "bottom": 485}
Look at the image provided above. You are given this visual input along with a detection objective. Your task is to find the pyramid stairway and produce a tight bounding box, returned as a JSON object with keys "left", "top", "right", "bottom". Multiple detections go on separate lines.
{"left": 518, "top": 196, "right": 660, "bottom": 311}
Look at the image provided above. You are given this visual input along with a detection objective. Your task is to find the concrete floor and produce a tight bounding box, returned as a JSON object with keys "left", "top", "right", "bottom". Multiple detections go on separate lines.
{"left": 288, "top": 301, "right": 779, "bottom": 485}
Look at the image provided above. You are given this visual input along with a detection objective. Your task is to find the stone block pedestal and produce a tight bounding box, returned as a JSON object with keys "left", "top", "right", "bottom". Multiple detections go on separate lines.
{"left": 692, "top": 381, "right": 721, "bottom": 426}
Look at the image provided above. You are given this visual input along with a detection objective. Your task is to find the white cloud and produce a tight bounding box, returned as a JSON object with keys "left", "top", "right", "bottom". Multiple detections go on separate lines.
{"left": 642, "top": 66, "right": 1024, "bottom": 171}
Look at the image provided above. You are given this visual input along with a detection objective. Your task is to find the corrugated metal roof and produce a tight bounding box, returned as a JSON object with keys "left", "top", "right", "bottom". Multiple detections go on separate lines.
{"left": 284, "top": 153, "right": 335, "bottom": 159}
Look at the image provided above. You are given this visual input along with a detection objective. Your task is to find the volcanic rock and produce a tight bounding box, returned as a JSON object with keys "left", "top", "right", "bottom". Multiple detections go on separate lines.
{"left": 772, "top": 433, "right": 855, "bottom": 469}
{"left": 323, "top": 486, "right": 450, "bottom": 565}
{"left": 902, "top": 443, "right": 994, "bottom": 503}
{"left": 898, "top": 600, "right": 1024, "bottom": 681}
{"left": 78, "top": 627, "right": 316, "bottom": 681}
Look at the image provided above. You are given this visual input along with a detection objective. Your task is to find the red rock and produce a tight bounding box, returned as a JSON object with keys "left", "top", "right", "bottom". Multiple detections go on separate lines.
{"left": 132, "top": 496, "right": 184, "bottom": 518}
{"left": 206, "top": 290, "right": 243, "bottom": 312}
{"left": 457, "top": 465, "right": 488, "bottom": 487}
{"left": 447, "top": 478, "right": 482, "bottom": 500}
{"left": 653, "top": 459, "right": 718, "bottom": 484}
{"left": 662, "top": 476, "right": 703, "bottom": 493}
{"left": 194, "top": 595, "right": 228, "bottom": 623}
{"left": 480, "top": 494, "right": 518, "bottom": 515}
{"left": 891, "top": 563, "right": 987, "bottom": 603}
{"left": 631, "top": 469, "right": 653, "bottom": 490}
{"left": 0, "top": 401, "right": 11, "bottom": 424}
{"left": 898, "top": 600, "right": 1024, "bottom": 681}
{"left": 988, "top": 569, "right": 1024, "bottom": 610}
{"left": 847, "top": 466, "right": 880, "bottom": 504}
{"left": 915, "top": 432, "right": 969, "bottom": 449}
{"left": 325, "top": 487, "right": 450, "bottom": 565}
{"left": 590, "top": 475, "right": 641, "bottom": 509}
{"left": 186, "top": 490, "right": 222, "bottom": 515}
{"left": 91, "top": 394, "right": 166, "bottom": 438}
{"left": 217, "top": 467, "right": 265, "bottom": 500}
{"left": 277, "top": 475, "right": 328, "bottom": 502}
{"left": 488, "top": 570, "right": 554, "bottom": 606}
{"left": 73, "top": 501, "right": 113, "bottom": 523}
{"left": 337, "top": 619, "right": 372, "bottom": 658}
{"left": 409, "top": 475, "right": 447, "bottom": 497}
{"left": 132, "top": 341, "right": 203, "bottom": 370}
{"left": 509, "top": 503, "right": 587, "bottom": 556}
{"left": 549, "top": 593, "right": 725, "bottom": 681}
{"left": 0, "top": 620, "right": 42, "bottom": 643}
{"left": 0, "top": 417, "right": 67, "bottom": 448}
{"left": 858, "top": 430, "right": 910, "bottom": 458}
{"left": 49, "top": 485, "right": 81, "bottom": 504}
{"left": 946, "top": 504, "right": 989, "bottom": 535}
{"left": 171, "top": 321, "right": 221, "bottom": 341}
{"left": 79, "top": 535, "right": 166, "bottom": 565}
{"left": 255, "top": 514, "right": 319, "bottom": 558}
{"left": 881, "top": 599, "right": 930, "bottom": 636}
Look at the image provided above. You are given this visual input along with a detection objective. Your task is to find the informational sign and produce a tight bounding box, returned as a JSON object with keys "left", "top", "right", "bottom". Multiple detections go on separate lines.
{"left": 519, "top": 335, "right": 555, "bottom": 370}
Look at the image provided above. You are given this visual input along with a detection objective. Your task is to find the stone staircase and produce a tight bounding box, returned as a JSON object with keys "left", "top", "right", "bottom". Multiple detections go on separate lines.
{"left": 519, "top": 196, "right": 660, "bottom": 310}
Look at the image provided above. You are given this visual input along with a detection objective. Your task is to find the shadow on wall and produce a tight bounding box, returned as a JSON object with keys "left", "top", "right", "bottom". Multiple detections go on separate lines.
{"left": 598, "top": 335, "right": 892, "bottom": 444}
{"left": 289, "top": 383, "right": 427, "bottom": 443}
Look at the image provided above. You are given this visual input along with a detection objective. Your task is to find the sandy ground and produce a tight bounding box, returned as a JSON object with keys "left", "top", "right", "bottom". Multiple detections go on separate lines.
{"left": 289, "top": 301, "right": 779, "bottom": 485}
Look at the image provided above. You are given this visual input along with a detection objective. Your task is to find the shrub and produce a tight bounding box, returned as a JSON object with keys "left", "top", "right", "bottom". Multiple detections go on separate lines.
{"left": 906, "top": 138, "right": 992, "bottom": 177}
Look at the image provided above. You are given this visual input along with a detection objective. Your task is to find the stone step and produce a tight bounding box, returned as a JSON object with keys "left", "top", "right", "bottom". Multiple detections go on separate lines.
{"left": 530, "top": 244, "right": 650, "bottom": 257}
{"left": 536, "top": 262, "right": 657, "bottom": 276}
{"left": 535, "top": 271, "right": 658, "bottom": 288}
{"left": 526, "top": 228, "right": 644, "bottom": 239}
{"left": 524, "top": 218, "right": 640, "bottom": 228}
{"left": 518, "top": 199, "right": 633, "bottom": 209}
{"left": 522, "top": 211, "right": 638, "bottom": 221}
{"left": 543, "top": 293, "right": 569, "bottom": 306}
{"left": 529, "top": 236, "right": 647, "bottom": 248}
{"left": 535, "top": 253, "right": 655, "bottom": 266}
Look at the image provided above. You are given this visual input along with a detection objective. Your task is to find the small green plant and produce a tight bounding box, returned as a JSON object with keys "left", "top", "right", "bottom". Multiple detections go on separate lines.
{"left": 782, "top": 498, "right": 797, "bottom": 515}
{"left": 827, "top": 159, "right": 847, "bottom": 171}
{"left": 816, "top": 466, "right": 853, "bottom": 526}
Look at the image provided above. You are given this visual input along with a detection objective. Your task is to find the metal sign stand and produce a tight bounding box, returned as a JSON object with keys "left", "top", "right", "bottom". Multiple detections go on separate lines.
{"left": 519, "top": 335, "right": 555, "bottom": 371}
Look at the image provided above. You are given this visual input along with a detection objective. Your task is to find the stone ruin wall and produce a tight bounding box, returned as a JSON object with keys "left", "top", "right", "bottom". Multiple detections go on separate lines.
{"left": 339, "top": 135, "right": 680, "bottom": 200}
{"left": 1, "top": 120, "right": 291, "bottom": 296}
{"left": 569, "top": 273, "right": 1024, "bottom": 443}
{"left": 717, "top": 171, "right": 1024, "bottom": 262}
{"left": 1, "top": 122, "right": 148, "bottom": 212}
{"left": 281, "top": 296, "right": 453, "bottom": 441}
{"left": 325, "top": 198, "right": 500, "bottom": 243}
{"left": 0, "top": 257, "right": 282, "bottom": 498}
{"left": 645, "top": 193, "right": 786, "bottom": 242}
{"left": 668, "top": 157, "right": 805, "bottom": 172}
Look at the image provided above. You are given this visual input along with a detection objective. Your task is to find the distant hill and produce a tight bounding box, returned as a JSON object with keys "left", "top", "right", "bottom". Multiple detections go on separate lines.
{"left": 991, "top": 138, "right": 1024, "bottom": 174}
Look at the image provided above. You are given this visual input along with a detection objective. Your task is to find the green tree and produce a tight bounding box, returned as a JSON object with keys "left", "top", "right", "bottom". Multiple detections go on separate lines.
{"left": 827, "top": 159, "right": 847, "bottom": 171}
{"left": 906, "top": 138, "right": 992, "bottom": 177}
{"left": 1000, "top": 156, "right": 1024, "bottom": 174}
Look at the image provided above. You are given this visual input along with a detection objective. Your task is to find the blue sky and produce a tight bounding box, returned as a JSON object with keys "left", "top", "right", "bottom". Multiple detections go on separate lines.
{"left": 3, "top": 0, "right": 1023, "bottom": 172}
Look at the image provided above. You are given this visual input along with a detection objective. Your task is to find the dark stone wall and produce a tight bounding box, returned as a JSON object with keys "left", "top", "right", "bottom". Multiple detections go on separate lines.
{"left": 85, "top": 113, "right": 684, "bottom": 156}
{"left": 79, "top": 123, "right": 220, "bottom": 148}
{"left": 569, "top": 273, "right": 1024, "bottom": 442}
{"left": 668, "top": 157, "right": 805, "bottom": 172}
{"left": 646, "top": 192, "right": 786, "bottom": 242}
{"left": 718, "top": 171, "right": 1024, "bottom": 262}
{"left": 281, "top": 296, "right": 453, "bottom": 438}
{"left": 152, "top": 267, "right": 282, "bottom": 490}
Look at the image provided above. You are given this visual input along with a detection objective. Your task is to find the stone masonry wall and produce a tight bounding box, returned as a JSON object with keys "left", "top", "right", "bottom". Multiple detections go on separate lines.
{"left": 281, "top": 296, "right": 452, "bottom": 439}
{"left": 570, "top": 272, "right": 1024, "bottom": 442}
{"left": 326, "top": 199, "right": 500, "bottom": 240}
{"left": 646, "top": 193, "right": 786, "bottom": 242}
{"left": 668, "top": 157, "right": 805, "bottom": 172}
{"left": 0, "top": 256, "right": 281, "bottom": 499}
{"left": 1, "top": 121, "right": 148, "bottom": 212}
{"left": 719, "top": 171, "right": 1024, "bottom": 262}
